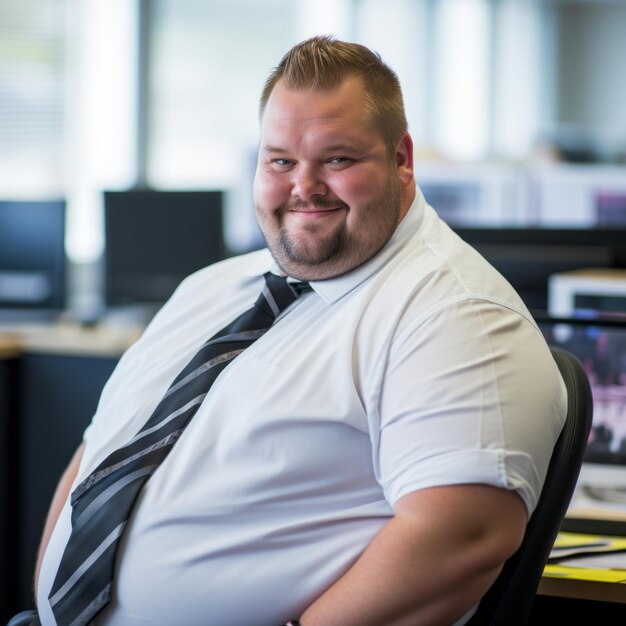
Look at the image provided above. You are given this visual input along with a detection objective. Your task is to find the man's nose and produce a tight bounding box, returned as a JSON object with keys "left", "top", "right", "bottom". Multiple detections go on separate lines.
{"left": 291, "top": 165, "right": 328, "bottom": 201}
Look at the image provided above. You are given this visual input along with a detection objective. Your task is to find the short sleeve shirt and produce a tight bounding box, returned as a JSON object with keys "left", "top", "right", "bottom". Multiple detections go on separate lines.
{"left": 37, "top": 189, "right": 567, "bottom": 626}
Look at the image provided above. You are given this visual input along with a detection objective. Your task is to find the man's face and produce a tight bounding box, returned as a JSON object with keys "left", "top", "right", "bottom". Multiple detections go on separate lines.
{"left": 254, "top": 75, "right": 411, "bottom": 281}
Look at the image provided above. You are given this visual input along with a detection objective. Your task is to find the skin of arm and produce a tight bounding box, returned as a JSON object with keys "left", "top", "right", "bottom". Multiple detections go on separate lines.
{"left": 34, "top": 441, "right": 86, "bottom": 599}
{"left": 299, "top": 483, "right": 527, "bottom": 626}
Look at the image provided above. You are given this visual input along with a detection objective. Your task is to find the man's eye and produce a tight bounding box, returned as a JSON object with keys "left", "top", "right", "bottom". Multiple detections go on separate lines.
{"left": 328, "top": 157, "right": 350, "bottom": 165}
{"left": 273, "top": 159, "right": 293, "bottom": 167}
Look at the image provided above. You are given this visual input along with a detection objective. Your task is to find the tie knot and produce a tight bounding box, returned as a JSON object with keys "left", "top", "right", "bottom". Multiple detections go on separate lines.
{"left": 258, "top": 272, "right": 310, "bottom": 319}
{"left": 290, "top": 281, "right": 312, "bottom": 295}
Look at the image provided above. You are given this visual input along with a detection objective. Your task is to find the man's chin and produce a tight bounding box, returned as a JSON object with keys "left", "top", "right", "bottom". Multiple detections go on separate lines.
{"left": 279, "top": 230, "right": 341, "bottom": 264}
{"left": 275, "top": 253, "right": 331, "bottom": 278}
{"left": 274, "top": 249, "right": 360, "bottom": 281}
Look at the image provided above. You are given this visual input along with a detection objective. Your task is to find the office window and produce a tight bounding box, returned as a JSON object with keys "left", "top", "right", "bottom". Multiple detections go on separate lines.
{"left": 147, "top": 0, "right": 298, "bottom": 251}
{"left": 148, "top": 0, "right": 296, "bottom": 189}
{"left": 0, "top": 0, "right": 67, "bottom": 195}
{"left": 491, "top": 0, "right": 544, "bottom": 160}
{"left": 0, "top": 0, "right": 137, "bottom": 264}
{"left": 63, "top": 0, "right": 138, "bottom": 263}
{"left": 432, "top": 0, "right": 491, "bottom": 161}
{"left": 354, "top": 0, "right": 431, "bottom": 154}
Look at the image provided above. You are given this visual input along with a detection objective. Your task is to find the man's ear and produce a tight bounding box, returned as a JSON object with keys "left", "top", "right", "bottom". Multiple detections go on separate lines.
{"left": 395, "top": 132, "right": 414, "bottom": 189}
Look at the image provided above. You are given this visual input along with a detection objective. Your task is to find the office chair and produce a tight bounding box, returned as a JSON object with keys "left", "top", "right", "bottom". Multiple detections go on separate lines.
{"left": 7, "top": 348, "right": 592, "bottom": 626}
{"left": 467, "top": 346, "right": 593, "bottom": 626}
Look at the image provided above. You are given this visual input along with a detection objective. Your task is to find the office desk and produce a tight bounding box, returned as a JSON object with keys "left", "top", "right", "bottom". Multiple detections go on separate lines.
{"left": 0, "top": 334, "right": 21, "bottom": 359}
{"left": 539, "top": 570, "right": 626, "bottom": 604}
{"left": 0, "top": 336, "right": 21, "bottom": 624}
{"left": 536, "top": 558, "right": 626, "bottom": 621}
{"left": 536, "top": 507, "right": 626, "bottom": 618}
{"left": 0, "top": 322, "right": 141, "bottom": 622}
{"left": 0, "top": 319, "right": 142, "bottom": 357}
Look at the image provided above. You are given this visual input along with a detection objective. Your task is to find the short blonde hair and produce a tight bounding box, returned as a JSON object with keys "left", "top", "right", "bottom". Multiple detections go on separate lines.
{"left": 259, "top": 35, "right": 408, "bottom": 154}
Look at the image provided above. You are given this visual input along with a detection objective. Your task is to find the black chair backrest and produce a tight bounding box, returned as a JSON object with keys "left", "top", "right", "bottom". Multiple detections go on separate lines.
{"left": 468, "top": 346, "right": 593, "bottom": 625}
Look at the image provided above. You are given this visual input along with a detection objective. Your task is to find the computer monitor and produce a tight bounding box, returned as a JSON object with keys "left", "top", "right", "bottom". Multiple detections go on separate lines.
{"left": 452, "top": 227, "right": 626, "bottom": 312}
{"left": 537, "top": 315, "right": 626, "bottom": 501}
{"left": 103, "top": 189, "right": 225, "bottom": 314}
{"left": 421, "top": 182, "right": 482, "bottom": 226}
{"left": 596, "top": 191, "right": 626, "bottom": 226}
{"left": 0, "top": 199, "right": 66, "bottom": 320}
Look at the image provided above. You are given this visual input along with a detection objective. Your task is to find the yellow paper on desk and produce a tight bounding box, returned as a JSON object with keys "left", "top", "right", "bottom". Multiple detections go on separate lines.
{"left": 545, "top": 532, "right": 626, "bottom": 581}
{"left": 551, "top": 531, "right": 626, "bottom": 555}
{"left": 544, "top": 563, "right": 626, "bottom": 583}
{"left": 554, "top": 532, "right": 626, "bottom": 547}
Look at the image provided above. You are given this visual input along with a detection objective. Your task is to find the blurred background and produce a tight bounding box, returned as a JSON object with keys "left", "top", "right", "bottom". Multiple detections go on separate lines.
{"left": 2, "top": 0, "right": 626, "bottom": 321}
{"left": 4, "top": 2, "right": 626, "bottom": 619}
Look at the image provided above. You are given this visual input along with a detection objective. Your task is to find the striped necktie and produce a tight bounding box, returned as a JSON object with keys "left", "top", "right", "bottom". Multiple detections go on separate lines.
{"left": 48, "top": 272, "right": 309, "bottom": 626}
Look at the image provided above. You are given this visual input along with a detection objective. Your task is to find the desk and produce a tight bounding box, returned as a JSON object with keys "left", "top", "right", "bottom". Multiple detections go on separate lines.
{"left": 0, "top": 334, "right": 21, "bottom": 359}
{"left": 537, "top": 507, "right": 626, "bottom": 611}
{"left": 539, "top": 571, "right": 626, "bottom": 604}
{"left": 536, "top": 561, "right": 626, "bottom": 622}
{"left": 0, "top": 336, "right": 21, "bottom": 624}
{"left": 0, "top": 319, "right": 142, "bottom": 357}
{"left": 0, "top": 322, "right": 141, "bottom": 622}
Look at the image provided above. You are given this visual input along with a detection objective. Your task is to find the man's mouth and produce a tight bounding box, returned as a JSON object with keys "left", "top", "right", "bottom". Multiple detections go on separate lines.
{"left": 287, "top": 200, "right": 348, "bottom": 214}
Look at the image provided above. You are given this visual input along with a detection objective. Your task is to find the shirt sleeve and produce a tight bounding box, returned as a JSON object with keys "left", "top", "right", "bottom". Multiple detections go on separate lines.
{"left": 376, "top": 298, "right": 567, "bottom": 515}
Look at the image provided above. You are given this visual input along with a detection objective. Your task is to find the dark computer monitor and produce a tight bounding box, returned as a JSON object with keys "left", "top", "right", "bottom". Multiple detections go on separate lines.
{"left": 537, "top": 315, "right": 626, "bottom": 500}
{"left": 452, "top": 227, "right": 626, "bottom": 312}
{"left": 0, "top": 199, "right": 66, "bottom": 320}
{"left": 103, "top": 189, "right": 226, "bottom": 311}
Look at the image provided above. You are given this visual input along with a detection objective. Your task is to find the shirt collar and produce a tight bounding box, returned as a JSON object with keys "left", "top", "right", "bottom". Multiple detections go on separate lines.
{"left": 308, "top": 188, "right": 426, "bottom": 304}
{"left": 245, "top": 188, "right": 427, "bottom": 304}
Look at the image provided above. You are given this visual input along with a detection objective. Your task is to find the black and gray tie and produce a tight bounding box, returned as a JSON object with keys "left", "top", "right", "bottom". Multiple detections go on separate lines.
{"left": 48, "top": 272, "right": 309, "bottom": 626}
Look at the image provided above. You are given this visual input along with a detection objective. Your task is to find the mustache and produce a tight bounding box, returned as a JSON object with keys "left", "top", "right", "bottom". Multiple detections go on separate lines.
{"left": 284, "top": 198, "right": 348, "bottom": 211}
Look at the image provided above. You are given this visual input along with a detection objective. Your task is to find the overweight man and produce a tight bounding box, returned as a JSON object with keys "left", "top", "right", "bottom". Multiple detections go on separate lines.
{"left": 34, "top": 36, "right": 566, "bottom": 626}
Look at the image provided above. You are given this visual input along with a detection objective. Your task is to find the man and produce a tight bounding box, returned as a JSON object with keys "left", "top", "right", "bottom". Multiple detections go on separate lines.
{"left": 34, "top": 36, "right": 566, "bottom": 625}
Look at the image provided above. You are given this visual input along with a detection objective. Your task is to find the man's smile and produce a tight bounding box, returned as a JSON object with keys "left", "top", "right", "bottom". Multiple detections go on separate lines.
{"left": 289, "top": 205, "right": 346, "bottom": 218}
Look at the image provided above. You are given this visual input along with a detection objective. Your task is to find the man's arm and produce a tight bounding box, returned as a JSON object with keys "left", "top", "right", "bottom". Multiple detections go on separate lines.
{"left": 299, "top": 484, "right": 527, "bottom": 626}
{"left": 34, "top": 441, "right": 86, "bottom": 597}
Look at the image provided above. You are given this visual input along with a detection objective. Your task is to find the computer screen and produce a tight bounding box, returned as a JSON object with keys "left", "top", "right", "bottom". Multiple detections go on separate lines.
{"left": 453, "top": 227, "right": 626, "bottom": 312}
{"left": 103, "top": 189, "right": 225, "bottom": 311}
{"left": 596, "top": 191, "right": 626, "bottom": 226}
{"left": 537, "top": 315, "right": 626, "bottom": 498}
{"left": 421, "top": 182, "right": 482, "bottom": 226}
{"left": 0, "top": 199, "right": 66, "bottom": 320}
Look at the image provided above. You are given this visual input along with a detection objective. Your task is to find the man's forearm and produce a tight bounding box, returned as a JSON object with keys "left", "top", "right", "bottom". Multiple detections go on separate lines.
{"left": 34, "top": 442, "right": 85, "bottom": 597}
{"left": 299, "top": 516, "right": 490, "bottom": 626}
{"left": 299, "top": 485, "right": 526, "bottom": 626}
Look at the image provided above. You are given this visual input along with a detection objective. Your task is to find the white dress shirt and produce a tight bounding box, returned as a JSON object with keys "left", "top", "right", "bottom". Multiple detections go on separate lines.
{"left": 37, "top": 188, "right": 567, "bottom": 625}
